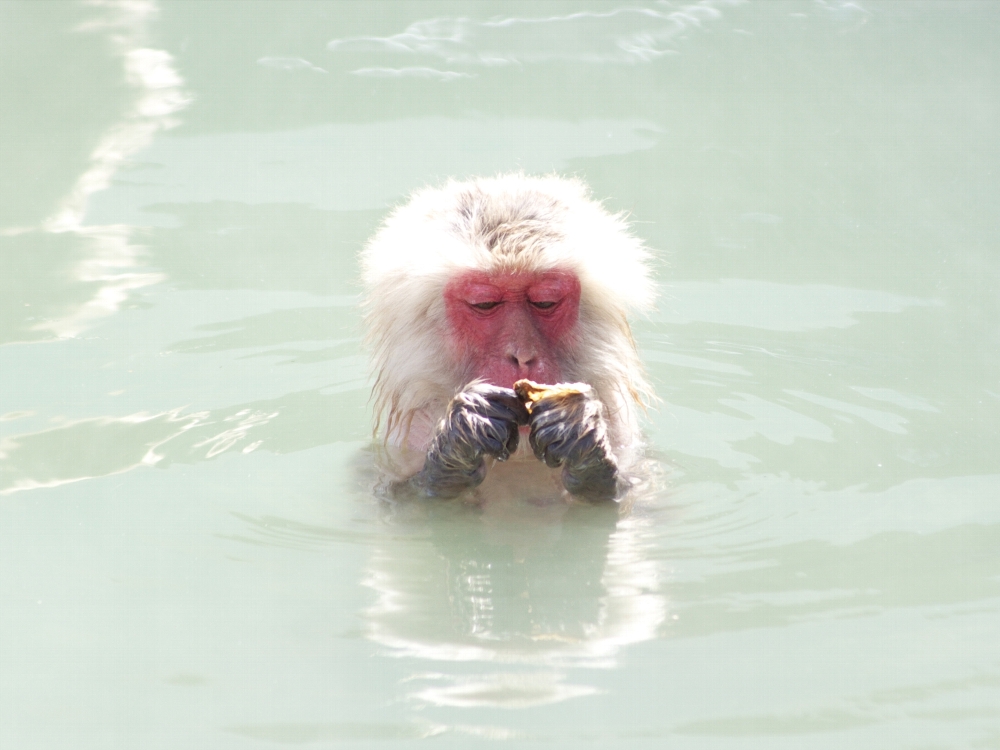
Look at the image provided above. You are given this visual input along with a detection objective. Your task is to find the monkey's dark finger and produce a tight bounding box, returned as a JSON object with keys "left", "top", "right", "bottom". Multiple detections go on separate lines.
{"left": 562, "top": 456, "right": 618, "bottom": 502}
{"left": 529, "top": 422, "right": 579, "bottom": 466}
{"left": 461, "top": 384, "right": 530, "bottom": 427}
{"left": 416, "top": 422, "right": 490, "bottom": 497}
{"left": 413, "top": 456, "right": 488, "bottom": 498}
{"left": 530, "top": 422, "right": 572, "bottom": 467}
{"left": 434, "top": 423, "right": 502, "bottom": 472}
{"left": 470, "top": 420, "right": 507, "bottom": 458}
{"left": 465, "top": 382, "right": 516, "bottom": 398}
{"left": 527, "top": 402, "right": 569, "bottom": 435}
{"left": 491, "top": 415, "right": 523, "bottom": 460}
{"left": 527, "top": 403, "right": 570, "bottom": 435}
{"left": 527, "top": 425, "right": 546, "bottom": 463}
{"left": 500, "top": 419, "right": 520, "bottom": 459}
{"left": 558, "top": 426, "right": 600, "bottom": 467}
{"left": 466, "top": 383, "right": 519, "bottom": 407}
{"left": 466, "top": 412, "right": 519, "bottom": 460}
{"left": 484, "top": 392, "right": 531, "bottom": 426}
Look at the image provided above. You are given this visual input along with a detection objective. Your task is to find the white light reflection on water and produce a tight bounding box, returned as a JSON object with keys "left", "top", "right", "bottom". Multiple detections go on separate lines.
{"left": 32, "top": 0, "right": 189, "bottom": 341}
{"left": 256, "top": 56, "right": 328, "bottom": 74}
{"left": 327, "top": 2, "right": 737, "bottom": 66}
{"left": 351, "top": 67, "right": 476, "bottom": 81}
{"left": 0, "top": 405, "right": 282, "bottom": 495}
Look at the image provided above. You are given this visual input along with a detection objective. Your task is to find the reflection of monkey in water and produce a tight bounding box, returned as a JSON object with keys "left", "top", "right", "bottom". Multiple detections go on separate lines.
{"left": 362, "top": 498, "right": 667, "bottom": 709}
{"left": 361, "top": 174, "right": 655, "bottom": 502}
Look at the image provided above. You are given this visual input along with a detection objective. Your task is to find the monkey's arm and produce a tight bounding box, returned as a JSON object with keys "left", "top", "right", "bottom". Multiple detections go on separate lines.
{"left": 525, "top": 386, "right": 621, "bottom": 502}
{"left": 409, "top": 383, "right": 529, "bottom": 498}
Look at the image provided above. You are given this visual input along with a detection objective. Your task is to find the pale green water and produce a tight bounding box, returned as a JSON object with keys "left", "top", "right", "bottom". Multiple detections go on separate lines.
{"left": 2, "top": 1, "right": 999, "bottom": 747}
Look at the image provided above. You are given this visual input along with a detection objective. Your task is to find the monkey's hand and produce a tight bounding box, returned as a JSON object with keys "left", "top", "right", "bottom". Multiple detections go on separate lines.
{"left": 522, "top": 383, "right": 620, "bottom": 502}
{"left": 411, "top": 383, "right": 530, "bottom": 498}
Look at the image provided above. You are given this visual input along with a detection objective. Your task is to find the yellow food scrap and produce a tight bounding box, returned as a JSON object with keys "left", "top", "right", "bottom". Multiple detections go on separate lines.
{"left": 513, "top": 379, "right": 590, "bottom": 413}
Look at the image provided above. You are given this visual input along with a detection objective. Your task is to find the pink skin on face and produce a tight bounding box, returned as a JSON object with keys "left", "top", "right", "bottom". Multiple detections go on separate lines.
{"left": 444, "top": 269, "right": 581, "bottom": 389}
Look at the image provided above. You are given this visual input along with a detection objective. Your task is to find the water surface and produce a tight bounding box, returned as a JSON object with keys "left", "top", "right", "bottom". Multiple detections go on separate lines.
{"left": 2, "top": 1, "right": 999, "bottom": 747}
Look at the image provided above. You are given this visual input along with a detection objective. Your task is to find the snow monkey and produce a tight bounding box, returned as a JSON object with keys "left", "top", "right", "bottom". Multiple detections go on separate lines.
{"left": 361, "top": 174, "right": 655, "bottom": 503}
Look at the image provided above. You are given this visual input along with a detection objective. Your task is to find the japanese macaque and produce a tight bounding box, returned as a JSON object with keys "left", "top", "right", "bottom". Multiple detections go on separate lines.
{"left": 361, "top": 174, "right": 655, "bottom": 503}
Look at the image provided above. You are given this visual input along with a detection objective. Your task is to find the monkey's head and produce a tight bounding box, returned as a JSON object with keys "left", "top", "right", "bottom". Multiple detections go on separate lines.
{"left": 362, "top": 174, "right": 655, "bottom": 444}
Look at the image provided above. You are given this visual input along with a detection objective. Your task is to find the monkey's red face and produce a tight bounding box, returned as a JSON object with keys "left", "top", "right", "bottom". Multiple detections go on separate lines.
{"left": 443, "top": 269, "right": 581, "bottom": 388}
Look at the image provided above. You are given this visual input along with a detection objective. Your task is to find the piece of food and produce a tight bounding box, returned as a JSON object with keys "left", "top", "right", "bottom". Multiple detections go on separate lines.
{"left": 514, "top": 379, "right": 592, "bottom": 413}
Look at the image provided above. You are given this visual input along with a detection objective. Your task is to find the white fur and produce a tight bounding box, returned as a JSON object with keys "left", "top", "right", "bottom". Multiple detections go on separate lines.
{"left": 361, "top": 173, "right": 655, "bottom": 450}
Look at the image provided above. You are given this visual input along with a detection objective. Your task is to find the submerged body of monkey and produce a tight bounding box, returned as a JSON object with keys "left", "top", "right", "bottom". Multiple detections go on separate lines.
{"left": 361, "top": 174, "right": 655, "bottom": 503}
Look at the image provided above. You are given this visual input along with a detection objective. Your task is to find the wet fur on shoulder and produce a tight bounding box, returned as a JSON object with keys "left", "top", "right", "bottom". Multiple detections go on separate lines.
{"left": 361, "top": 173, "right": 656, "bottom": 447}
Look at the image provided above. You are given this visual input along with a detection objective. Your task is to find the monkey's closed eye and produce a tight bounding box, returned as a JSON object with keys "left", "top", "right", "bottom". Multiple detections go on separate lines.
{"left": 530, "top": 300, "right": 557, "bottom": 310}
{"left": 471, "top": 301, "right": 502, "bottom": 311}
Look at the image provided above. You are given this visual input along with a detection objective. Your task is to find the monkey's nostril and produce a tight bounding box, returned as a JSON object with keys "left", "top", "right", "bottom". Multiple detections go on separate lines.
{"left": 509, "top": 354, "right": 537, "bottom": 369}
